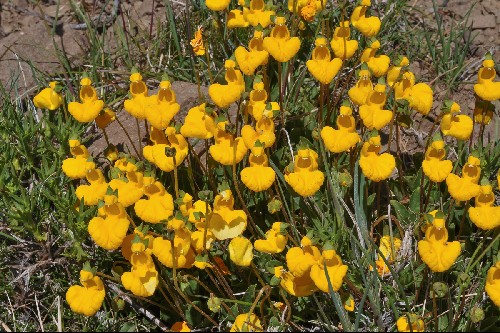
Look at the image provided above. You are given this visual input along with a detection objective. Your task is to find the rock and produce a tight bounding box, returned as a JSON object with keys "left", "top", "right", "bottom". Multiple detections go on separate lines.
{"left": 471, "top": 15, "right": 496, "bottom": 29}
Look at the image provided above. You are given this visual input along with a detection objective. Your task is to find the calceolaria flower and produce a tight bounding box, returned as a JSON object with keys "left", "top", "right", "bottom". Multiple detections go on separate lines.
{"left": 422, "top": 138, "right": 453, "bottom": 183}
{"left": 254, "top": 222, "right": 288, "bottom": 254}
{"left": 284, "top": 148, "right": 325, "bottom": 197}
{"left": 153, "top": 219, "right": 196, "bottom": 269}
{"left": 68, "top": 77, "right": 104, "bottom": 122}
{"left": 288, "top": 0, "right": 325, "bottom": 22}
{"left": 143, "top": 127, "right": 188, "bottom": 172}
{"left": 66, "top": 268, "right": 105, "bottom": 316}
{"left": 468, "top": 184, "right": 500, "bottom": 230}
{"left": 360, "top": 39, "right": 390, "bottom": 77}
{"left": 171, "top": 321, "right": 191, "bottom": 332}
{"left": 146, "top": 80, "right": 180, "bottom": 130}
{"left": 240, "top": 146, "right": 276, "bottom": 192}
{"left": 351, "top": 0, "right": 381, "bottom": 37}
{"left": 387, "top": 56, "right": 410, "bottom": 88}
{"left": 310, "top": 249, "right": 348, "bottom": 292}
{"left": 404, "top": 82, "right": 434, "bottom": 116}
{"left": 474, "top": 56, "right": 500, "bottom": 102}
{"left": 95, "top": 108, "right": 116, "bottom": 129}
{"left": 330, "top": 21, "right": 358, "bottom": 60}
{"left": 306, "top": 37, "right": 343, "bottom": 85}
{"left": 190, "top": 27, "right": 205, "bottom": 56}
{"left": 121, "top": 241, "right": 159, "bottom": 297}
{"left": 33, "top": 81, "right": 63, "bottom": 110}
{"left": 373, "top": 235, "right": 402, "bottom": 277}
{"left": 76, "top": 168, "right": 108, "bottom": 206}
{"left": 180, "top": 103, "right": 217, "bottom": 139}
{"left": 243, "top": 0, "right": 275, "bottom": 28}
{"left": 263, "top": 16, "right": 301, "bottom": 63}
{"left": 134, "top": 177, "right": 174, "bottom": 224}
{"left": 396, "top": 313, "right": 425, "bottom": 332}
{"left": 359, "top": 83, "right": 393, "bottom": 130}
{"left": 440, "top": 101, "right": 473, "bottom": 141}
{"left": 348, "top": 68, "right": 373, "bottom": 106}
{"left": 61, "top": 139, "right": 96, "bottom": 179}
{"left": 227, "top": 10, "right": 249, "bottom": 29}
{"left": 418, "top": 210, "right": 461, "bottom": 272}
{"left": 209, "top": 190, "right": 248, "bottom": 240}
{"left": 209, "top": 60, "right": 244, "bottom": 109}
{"left": 124, "top": 72, "right": 149, "bottom": 120}
{"left": 359, "top": 134, "right": 396, "bottom": 182}
{"left": 485, "top": 261, "right": 500, "bottom": 307}
{"left": 206, "top": 0, "right": 230, "bottom": 11}
{"left": 473, "top": 97, "right": 494, "bottom": 125}
{"left": 321, "top": 105, "right": 360, "bottom": 153}
{"left": 235, "top": 31, "right": 269, "bottom": 76}
{"left": 445, "top": 155, "right": 481, "bottom": 202}
{"left": 230, "top": 313, "right": 263, "bottom": 332}
{"left": 108, "top": 170, "right": 145, "bottom": 207}
{"left": 210, "top": 122, "right": 248, "bottom": 165}
{"left": 229, "top": 237, "right": 254, "bottom": 266}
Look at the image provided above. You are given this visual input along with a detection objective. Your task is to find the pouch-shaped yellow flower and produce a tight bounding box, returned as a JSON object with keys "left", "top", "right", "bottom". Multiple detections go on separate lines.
{"left": 95, "top": 108, "right": 116, "bottom": 129}
{"left": 348, "top": 69, "right": 373, "bottom": 105}
{"left": 33, "top": 81, "right": 63, "bottom": 110}
{"left": 306, "top": 37, "right": 343, "bottom": 85}
{"left": 227, "top": 10, "right": 249, "bottom": 28}
{"left": 235, "top": 45, "right": 268, "bottom": 76}
{"left": 88, "top": 196, "right": 130, "bottom": 250}
{"left": 284, "top": 148, "right": 325, "bottom": 197}
{"left": 76, "top": 169, "right": 108, "bottom": 206}
{"left": 485, "top": 261, "right": 500, "bottom": 307}
{"left": 152, "top": 234, "right": 195, "bottom": 269}
{"left": 241, "top": 114, "right": 276, "bottom": 149}
{"left": 210, "top": 124, "right": 248, "bottom": 165}
{"left": 209, "top": 60, "right": 244, "bottom": 109}
{"left": 68, "top": 77, "right": 104, "bottom": 123}
{"left": 468, "top": 185, "right": 500, "bottom": 230}
{"left": 180, "top": 103, "right": 217, "bottom": 139}
{"left": 206, "top": 0, "right": 230, "bottom": 11}
{"left": 243, "top": 0, "right": 274, "bottom": 28}
{"left": 191, "top": 228, "right": 215, "bottom": 253}
{"left": 310, "top": 249, "right": 348, "bottom": 292}
{"left": 474, "top": 59, "right": 500, "bottom": 101}
{"left": 359, "top": 84, "right": 393, "bottom": 130}
{"left": 387, "top": 56, "right": 410, "bottom": 87}
{"left": 121, "top": 251, "right": 159, "bottom": 297}
{"left": 373, "top": 235, "right": 402, "bottom": 277}
{"left": 171, "top": 321, "right": 191, "bottom": 332}
{"left": 263, "top": 17, "right": 301, "bottom": 63}
{"left": 396, "top": 313, "right": 425, "bottom": 332}
{"left": 229, "top": 237, "right": 254, "bottom": 267}
{"left": 360, "top": 40, "right": 390, "bottom": 77}
{"left": 254, "top": 222, "right": 288, "bottom": 254}
{"left": 230, "top": 313, "right": 263, "bottom": 332}
{"left": 440, "top": 102, "right": 473, "bottom": 141}
{"left": 115, "top": 157, "right": 138, "bottom": 173}
{"left": 134, "top": 179, "right": 174, "bottom": 223}
{"left": 321, "top": 105, "right": 360, "bottom": 153}
{"left": 418, "top": 218, "right": 461, "bottom": 272}
{"left": 351, "top": 0, "right": 381, "bottom": 37}
{"left": 286, "top": 237, "right": 321, "bottom": 277}
{"left": 279, "top": 270, "right": 319, "bottom": 297}
{"left": 330, "top": 21, "right": 358, "bottom": 60}
{"left": 445, "top": 156, "right": 481, "bottom": 201}
{"left": 403, "top": 82, "right": 434, "bottom": 116}
{"left": 121, "top": 229, "right": 154, "bottom": 262}
{"left": 66, "top": 270, "right": 105, "bottom": 316}
{"left": 359, "top": 135, "right": 395, "bottom": 182}
{"left": 422, "top": 140, "right": 452, "bottom": 183}
{"left": 240, "top": 146, "right": 276, "bottom": 192}
{"left": 146, "top": 80, "right": 180, "bottom": 130}
{"left": 209, "top": 190, "right": 248, "bottom": 240}
{"left": 108, "top": 170, "right": 145, "bottom": 207}
{"left": 473, "top": 98, "right": 494, "bottom": 125}
{"left": 147, "top": 127, "right": 188, "bottom": 172}
{"left": 124, "top": 73, "right": 149, "bottom": 119}
{"left": 62, "top": 140, "right": 96, "bottom": 179}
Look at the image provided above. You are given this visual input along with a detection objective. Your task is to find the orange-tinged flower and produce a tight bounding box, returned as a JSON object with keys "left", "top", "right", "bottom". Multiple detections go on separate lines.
{"left": 227, "top": 9, "right": 249, "bottom": 28}
{"left": 88, "top": 196, "right": 130, "bottom": 250}
{"left": 134, "top": 179, "right": 174, "bottom": 223}
{"left": 108, "top": 170, "right": 145, "bottom": 207}
{"left": 254, "top": 222, "right": 288, "bottom": 254}
{"left": 206, "top": 0, "right": 230, "bottom": 11}
{"left": 68, "top": 77, "right": 104, "bottom": 122}
{"left": 422, "top": 140, "right": 453, "bottom": 183}
{"left": 474, "top": 58, "right": 500, "bottom": 101}
{"left": 310, "top": 249, "right": 348, "bottom": 292}
{"left": 33, "top": 81, "right": 63, "bottom": 110}
{"left": 321, "top": 105, "right": 360, "bottom": 153}
{"left": 240, "top": 146, "right": 276, "bottom": 192}
{"left": 210, "top": 123, "right": 248, "bottom": 165}
{"left": 230, "top": 313, "right": 263, "bottom": 332}
{"left": 359, "top": 135, "right": 395, "bottom": 182}
{"left": 468, "top": 185, "right": 500, "bottom": 230}
{"left": 485, "top": 261, "right": 500, "bottom": 307}
{"left": 62, "top": 139, "right": 96, "bottom": 179}
{"left": 396, "top": 313, "right": 425, "bottom": 332}
{"left": 121, "top": 250, "right": 159, "bottom": 297}
{"left": 95, "top": 108, "right": 116, "bottom": 129}
{"left": 146, "top": 80, "right": 180, "bottom": 130}
{"left": 330, "top": 21, "right": 358, "bottom": 60}
{"left": 171, "top": 321, "right": 191, "bottom": 332}
{"left": 124, "top": 72, "right": 149, "bottom": 120}
{"left": 209, "top": 190, "right": 247, "bottom": 240}
{"left": 180, "top": 103, "right": 217, "bottom": 139}
{"left": 66, "top": 270, "right": 105, "bottom": 316}
{"left": 229, "top": 237, "right": 254, "bottom": 267}
{"left": 351, "top": 0, "right": 381, "bottom": 37}
{"left": 243, "top": 0, "right": 274, "bottom": 28}
{"left": 284, "top": 148, "right": 325, "bottom": 197}
{"left": 418, "top": 214, "right": 461, "bottom": 272}
{"left": 190, "top": 27, "right": 205, "bottom": 56}
{"left": 76, "top": 169, "right": 108, "bottom": 206}
{"left": 440, "top": 102, "right": 473, "bottom": 140}
{"left": 348, "top": 69, "right": 373, "bottom": 106}
{"left": 359, "top": 83, "right": 393, "bottom": 130}
{"left": 209, "top": 60, "right": 244, "bottom": 109}
{"left": 306, "top": 37, "right": 343, "bottom": 85}
{"left": 360, "top": 40, "right": 390, "bottom": 77}
{"left": 263, "top": 17, "right": 301, "bottom": 63}
{"left": 445, "top": 155, "right": 481, "bottom": 202}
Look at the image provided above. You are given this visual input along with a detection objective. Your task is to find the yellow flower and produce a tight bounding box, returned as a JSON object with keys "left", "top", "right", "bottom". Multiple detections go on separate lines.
{"left": 287, "top": 0, "right": 325, "bottom": 14}
{"left": 373, "top": 235, "right": 402, "bottom": 277}
{"left": 359, "top": 83, "right": 393, "bottom": 130}
{"left": 152, "top": 229, "right": 195, "bottom": 269}
{"left": 68, "top": 77, "right": 104, "bottom": 122}
{"left": 191, "top": 228, "right": 215, "bottom": 253}
{"left": 108, "top": 170, "right": 145, "bottom": 207}
{"left": 396, "top": 313, "right": 425, "bottom": 332}
{"left": 299, "top": 0, "right": 321, "bottom": 22}
{"left": 134, "top": 178, "right": 174, "bottom": 223}
{"left": 235, "top": 35, "right": 269, "bottom": 76}
{"left": 146, "top": 80, "right": 180, "bottom": 130}
{"left": 180, "top": 103, "right": 217, "bottom": 139}
{"left": 229, "top": 237, "right": 254, "bottom": 267}
{"left": 440, "top": 102, "right": 473, "bottom": 140}
{"left": 124, "top": 72, "right": 150, "bottom": 119}
{"left": 33, "top": 81, "right": 63, "bottom": 110}
{"left": 241, "top": 110, "right": 276, "bottom": 149}
{"left": 209, "top": 190, "right": 247, "bottom": 240}
{"left": 306, "top": 37, "right": 343, "bottom": 85}
{"left": 286, "top": 236, "right": 321, "bottom": 277}
{"left": 209, "top": 60, "right": 244, "bottom": 109}
{"left": 348, "top": 69, "right": 373, "bottom": 106}
{"left": 468, "top": 185, "right": 500, "bottom": 230}
{"left": 473, "top": 98, "right": 494, "bottom": 125}
{"left": 360, "top": 40, "right": 390, "bottom": 77}
{"left": 279, "top": 271, "right": 318, "bottom": 297}
{"left": 95, "top": 108, "right": 116, "bottom": 129}
{"left": 321, "top": 105, "right": 360, "bottom": 153}
{"left": 474, "top": 58, "right": 500, "bottom": 101}
{"left": 75, "top": 169, "right": 108, "bottom": 206}
{"left": 254, "top": 222, "right": 288, "bottom": 254}
{"left": 243, "top": 0, "right": 274, "bottom": 28}
{"left": 418, "top": 213, "right": 461, "bottom": 272}
{"left": 343, "top": 294, "right": 355, "bottom": 312}
{"left": 404, "top": 83, "right": 433, "bottom": 116}
{"left": 445, "top": 155, "right": 481, "bottom": 202}
{"left": 387, "top": 56, "right": 410, "bottom": 87}
{"left": 392, "top": 72, "right": 415, "bottom": 100}
{"left": 240, "top": 146, "right": 276, "bottom": 192}
{"left": 115, "top": 157, "right": 138, "bottom": 173}
{"left": 310, "top": 249, "right": 348, "bottom": 292}
{"left": 350, "top": 0, "right": 381, "bottom": 37}
{"left": 485, "top": 261, "right": 500, "bottom": 307}
{"left": 230, "top": 313, "right": 263, "bottom": 332}
{"left": 144, "top": 127, "right": 188, "bottom": 172}
{"left": 206, "top": 0, "right": 230, "bottom": 11}
{"left": 88, "top": 195, "right": 130, "bottom": 250}
{"left": 330, "top": 21, "right": 358, "bottom": 60}
{"left": 66, "top": 269, "right": 105, "bottom": 316}
{"left": 61, "top": 139, "right": 96, "bottom": 179}
{"left": 422, "top": 140, "right": 453, "bottom": 183}
{"left": 263, "top": 17, "right": 301, "bottom": 63}
{"left": 284, "top": 148, "right": 325, "bottom": 197}
{"left": 190, "top": 27, "right": 205, "bottom": 56}
{"left": 359, "top": 135, "right": 396, "bottom": 182}
{"left": 227, "top": 10, "right": 249, "bottom": 28}
{"left": 121, "top": 250, "right": 159, "bottom": 297}
{"left": 209, "top": 123, "right": 248, "bottom": 165}
{"left": 171, "top": 321, "right": 191, "bottom": 332}
{"left": 121, "top": 229, "right": 154, "bottom": 262}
